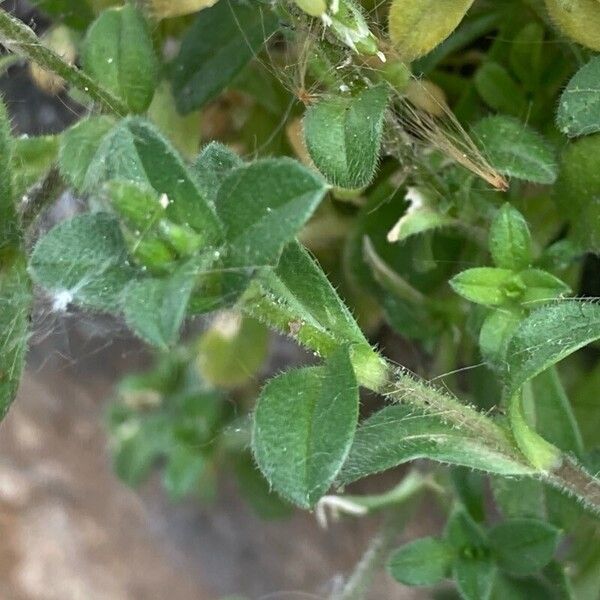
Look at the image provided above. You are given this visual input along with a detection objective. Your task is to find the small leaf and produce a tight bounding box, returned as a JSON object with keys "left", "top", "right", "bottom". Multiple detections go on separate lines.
{"left": 528, "top": 367, "right": 584, "bottom": 457}
{"left": 339, "top": 404, "right": 534, "bottom": 485}
{"left": 216, "top": 158, "right": 328, "bottom": 267}
{"left": 388, "top": 204, "right": 457, "bottom": 243}
{"left": 388, "top": 537, "right": 454, "bottom": 586}
{"left": 0, "top": 253, "right": 32, "bottom": 419}
{"left": 510, "top": 23, "right": 544, "bottom": 91}
{"left": 83, "top": 5, "right": 159, "bottom": 113}
{"left": 454, "top": 555, "right": 496, "bottom": 600}
{"left": 163, "top": 445, "right": 205, "bottom": 501}
{"left": 196, "top": 314, "right": 268, "bottom": 389}
{"left": 123, "top": 257, "right": 211, "bottom": 349}
{"left": 475, "top": 62, "right": 527, "bottom": 116}
{"left": 518, "top": 269, "right": 571, "bottom": 306}
{"left": 479, "top": 309, "right": 521, "bottom": 370}
{"left": 252, "top": 348, "right": 359, "bottom": 508}
{"left": 303, "top": 84, "right": 389, "bottom": 190}
{"left": 450, "top": 267, "right": 515, "bottom": 307}
{"left": 388, "top": 0, "right": 475, "bottom": 63}
{"left": 489, "top": 203, "right": 532, "bottom": 271}
{"left": 473, "top": 116, "right": 557, "bottom": 185}
{"left": 171, "top": 1, "right": 278, "bottom": 113}
{"left": 192, "top": 142, "right": 243, "bottom": 206}
{"left": 544, "top": 0, "right": 600, "bottom": 53}
{"left": 489, "top": 518, "right": 560, "bottom": 576}
{"left": 553, "top": 134, "right": 600, "bottom": 253}
{"left": 58, "top": 116, "right": 116, "bottom": 191}
{"left": 506, "top": 301, "right": 600, "bottom": 394}
{"left": 28, "top": 212, "right": 135, "bottom": 311}
{"left": 557, "top": 56, "right": 600, "bottom": 138}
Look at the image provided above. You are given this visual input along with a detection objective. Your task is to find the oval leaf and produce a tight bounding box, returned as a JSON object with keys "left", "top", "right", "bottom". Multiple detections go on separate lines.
{"left": 304, "top": 84, "right": 389, "bottom": 190}
{"left": 557, "top": 55, "right": 600, "bottom": 138}
{"left": 252, "top": 349, "right": 359, "bottom": 508}
{"left": 506, "top": 301, "right": 600, "bottom": 394}
{"left": 473, "top": 116, "right": 557, "bottom": 185}
{"left": 388, "top": 537, "right": 454, "bottom": 586}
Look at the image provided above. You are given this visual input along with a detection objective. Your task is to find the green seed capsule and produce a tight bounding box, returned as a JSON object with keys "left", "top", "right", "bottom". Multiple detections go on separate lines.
{"left": 294, "top": 0, "right": 327, "bottom": 17}
{"left": 83, "top": 5, "right": 159, "bottom": 113}
{"left": 388, "top": 0, "right": 475, "bottom": 62}
{"left": 545, "top": 0, "right": 600, "bottom": 51}
{"left": 328, "top": 0, "right": 380, "bottom": 56}
{"left": 158, "top": 220, "right": 204, "bottom": 257}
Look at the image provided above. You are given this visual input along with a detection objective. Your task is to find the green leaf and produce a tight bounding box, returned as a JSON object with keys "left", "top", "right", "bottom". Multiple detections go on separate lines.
{"left": 454, "top": 556, "right": 496, "bottom": 600}
{"left": 252, "top": 348, "right": 359, "bottom": 508}
{"left": 510, "top": 23, "right": 544, "bottom": 91}
{"left": 388, "top": 537, "right": 454, "bottom": 586}
{"left": 171, "top": 1, "right": 278, "bottom": 114}
{"left": 58, "top": 116, "right": 116, "bottom": 191}
{"left": 28, "top": 212, "right": 136, "bottom": 312}
{"left": 192, "top": 142, "right": 243, "bottom": 206}
{"left": 0, "top": 98, "right": 18, "bottom": 250}
{"left": 479, "top": 309, "right": 521, "bottom": 370}
{"left": 557, "top": 56, "right": 600, "bottom": 138}
{"left": 123, "top": 257, "right": 212, "bottom": 349}
{"left": 527, "top": 367, "right": 584, "bottom": 457}
{"left": 450, "top": 267, "right": 515, "bottom": 307}
{"left": 475, "top": 62, "right": 527, "bottom": 116}
{"left": 339, "top": 404, "right": 534, "bottom": 485}
{"left": 163, "top": 445, "right": 205, "bottom": 501}
{"left": 62, "top": 117, "right": 223, "bottom": 245}
{"left": 12, "top": 134, "right": 60, "bottom": 198}
{"left": 473, "top": 116, "right": 557, "bottom": 185}
{"left": 446, "top": 510, "right": 495, "bottom": 600}
{"left": 554, "top": 134, "right": 600, "bottom": 253}
{"left": 29, "top": 0, "right": 95, "bottom": 30}
{"left": 489, "top": 519, "right": 560, "bottom": 576}
{"left": 0, "top": 253, "right": 31, "bottom": 419}
{"left": 303, "top": 84, "right": 390, "bottom": 189}
{"left": 196, "top": 314, "right": 268, "bottom": 389}
{"left": 505, "top": 301, "right": 600, "bottom": 394}
{"left": 518, "top": 269, "right": 571, "bottom": 306}
{"left": 489, "top": 204, "right": 532, "bottom": 271}
{"left": 216, "top": 158, "right": 328, "bottom": 267}
{"left": 82, "top": 5, "right": 159, "bottom": 113}
{"left": 242, "top": 241, "right": 381, "bottom": 387}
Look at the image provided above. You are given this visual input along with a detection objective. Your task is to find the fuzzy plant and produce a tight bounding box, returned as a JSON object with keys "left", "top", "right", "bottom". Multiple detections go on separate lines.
{"left": 0, "top": 0, "right": 600, "bottom": 598}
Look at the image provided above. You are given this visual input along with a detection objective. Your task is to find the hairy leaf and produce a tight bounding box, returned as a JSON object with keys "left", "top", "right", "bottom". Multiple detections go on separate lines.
{"left": 171, "top": 1, "right": 278, "bottom": 113}
{"left": 252, "top": 349, "right": 359, "bottom": 508}
{"left": 473, "top": 116, "right": 557, "bottom": 185}
{"left": 388, "top": 537, "right": 454, "bottom": 586}
{"left": 489, "top": 203, "right": 532, "bottom": 271}
{"left": 216, "top": 158, "right": 328, "bottom": 267}
{"left": 28, "top": 212, "right": 135, "bottom": 311}
{"left": 339, "top": 404, "right": 534, "bottom": 485}
{"left": 506, "top": 301, "right": 600, "bottom": 394}
{"left": 303, "top": 84, "right": 389, "bottom": 190}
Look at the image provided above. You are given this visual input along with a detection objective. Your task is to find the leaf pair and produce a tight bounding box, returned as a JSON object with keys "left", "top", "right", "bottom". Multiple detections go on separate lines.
{"left": 389, "top": 509, "right": 560, "bottom": 599}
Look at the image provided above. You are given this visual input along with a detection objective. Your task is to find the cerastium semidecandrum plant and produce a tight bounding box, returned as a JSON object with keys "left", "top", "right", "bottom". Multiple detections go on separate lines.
{"left": 1, "top": 0, "right": 600, "bottom": 597}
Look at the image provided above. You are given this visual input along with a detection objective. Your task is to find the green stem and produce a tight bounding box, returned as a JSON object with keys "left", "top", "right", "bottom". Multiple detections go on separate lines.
{"left": 0, "top": 8, "right": 127, "bottom": 116}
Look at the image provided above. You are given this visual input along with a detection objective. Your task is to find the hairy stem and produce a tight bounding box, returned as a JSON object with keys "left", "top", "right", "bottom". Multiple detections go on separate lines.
{"left": 0, "top": 8, "right": 127, "bottom": 116}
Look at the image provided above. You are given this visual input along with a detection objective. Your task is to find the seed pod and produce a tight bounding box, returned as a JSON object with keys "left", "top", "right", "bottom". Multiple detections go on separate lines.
{"left": 83, "top": 5, "right": 159, "bottom": 113}
{"left": 545, "top": 0, "right": 600, "bottom": 51}
{"left": 328, "top": 0, "right": 380, "bottom": 56}
{"left": 388, "top": 0, "right": 475, "bottom": 62}
{"left": 294, "top": 0, "right": 327, "bottom": 17}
